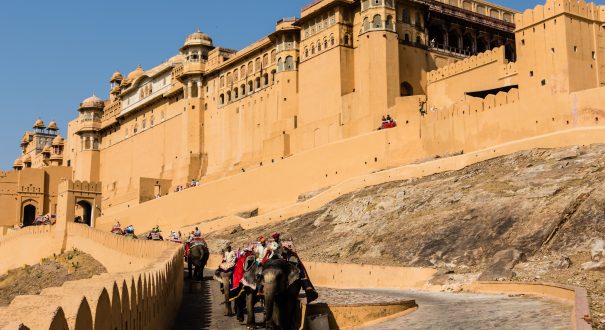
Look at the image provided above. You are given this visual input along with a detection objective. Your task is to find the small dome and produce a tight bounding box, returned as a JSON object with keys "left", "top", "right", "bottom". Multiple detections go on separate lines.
{"left": 182, "top": 29, "right": 213, "bottom": 49}
{"left": 33, "top": 118, "right": 46, "bottom": 129}
{"left": 80, "top": 95, "right": 104, "bottom": 109}
{"left": 52, "top": 135, "right": 64, "bottom": 146}
{"left": 47, "top": 120, "right": 59, "bottom": 131}
{"left": 13, "top": 158, "right": 23, "bottom": 167}
{"left": 111, "top": 71, "right": 123, "bottom": 82}
{"left": 21, "top": 132, "right": 31, "bottom": 144}
{"left": 127, "top": 65, "right": 145, "bottom": 82}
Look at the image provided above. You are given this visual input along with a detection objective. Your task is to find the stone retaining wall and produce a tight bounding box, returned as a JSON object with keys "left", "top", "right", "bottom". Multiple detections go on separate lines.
{"left": 0, "top": 224, "right": 184, "bottom": 330}
{"left": 0, "top": 225, "right": 61, "bottom": 275}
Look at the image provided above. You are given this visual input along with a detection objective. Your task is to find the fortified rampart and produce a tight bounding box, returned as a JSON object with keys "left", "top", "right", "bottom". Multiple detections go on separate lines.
{"left": 515, "top": 0, "right": 605, "bottom": 30}
{"left": 0, "top": 224, "right": 183, "bottom": 329}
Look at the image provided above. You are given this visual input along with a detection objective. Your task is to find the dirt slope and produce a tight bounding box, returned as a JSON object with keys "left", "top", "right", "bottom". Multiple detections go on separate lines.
{"left": 210, "top": 144, "right": 605, "bottom": 327}
{"left": 0, "top": 248, "right": 106, "bottom": 306}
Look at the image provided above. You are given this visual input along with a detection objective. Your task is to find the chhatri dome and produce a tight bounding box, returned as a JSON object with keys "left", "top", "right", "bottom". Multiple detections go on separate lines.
{"left": 111, "top": 71, "right": 123, "bottom": 82}
{"left": 182, "top": 29, "right": 213, "bottom": 48}
{"left": 33, "top": 118, "right": 46, "bottom": 129}
{"left": 52, "top": 135, "right": 64, "bottom": 146}
{"left": 47, "top": 120, "right": 59, "bottom": 131}
{"left": 80, "top": 95, "right": 104, "bottom": 109}
{"left": 126, "top": 65, "right": 145, "bottom": 82}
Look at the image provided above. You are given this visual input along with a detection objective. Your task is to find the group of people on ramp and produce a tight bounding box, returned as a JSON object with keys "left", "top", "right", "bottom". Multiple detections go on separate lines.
{"left": 215, "top": 232, "right": 318, "bottom": 329}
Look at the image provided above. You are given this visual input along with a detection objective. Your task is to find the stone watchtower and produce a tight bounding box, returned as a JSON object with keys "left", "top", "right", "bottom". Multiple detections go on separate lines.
{"left": 356, "top": 0, "right": 400, "bottom": 130}
{"left": 73, "top": 95, "right": 104, "bottom": 182}
{"left": 515, "top": 0, "right": 605, "bottom": 99}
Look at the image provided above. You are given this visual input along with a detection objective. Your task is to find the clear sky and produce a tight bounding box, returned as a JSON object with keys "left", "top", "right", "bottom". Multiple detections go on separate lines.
{"left": 0, "top": 0, "right": 599, "bottom": 169}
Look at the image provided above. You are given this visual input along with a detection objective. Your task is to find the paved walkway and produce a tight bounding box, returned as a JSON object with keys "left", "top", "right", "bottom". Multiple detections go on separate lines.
{"left": 358, "top": 289, "right": 571, "bottom": 330}
{"left": 173, "top": 271, "right": 572, "bottom": 330}
{"left": 173, "top": 271, "right": 264, "bottom": 330}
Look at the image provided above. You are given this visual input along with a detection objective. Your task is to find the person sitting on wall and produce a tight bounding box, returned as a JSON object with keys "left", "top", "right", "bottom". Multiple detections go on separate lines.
{"left": 125, "top": 225, "right": 135, "bottom": 236}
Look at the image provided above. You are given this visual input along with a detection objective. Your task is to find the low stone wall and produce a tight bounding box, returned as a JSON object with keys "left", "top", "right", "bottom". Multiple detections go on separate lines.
{"left": 303, "top": 300, "right": 417, "bottom": 329}
{"left": 0, "top": 224, "right": 184, "bottom": 330}
{"left": 0, "top": 225, "right": 62, "bottom": 275}
{"left": 465, "top": 282, "right": 592, "bottom": 330}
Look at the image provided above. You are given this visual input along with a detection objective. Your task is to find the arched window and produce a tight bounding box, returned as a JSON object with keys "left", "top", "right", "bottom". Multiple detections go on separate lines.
{"left": 270, "top": 50, "right": 277, "bottom": 63}
{"left": 247, "top": 62, "right": 253, "bottom": 75}
{"left": 505, "top": 43, "right": 516, "bottom": 62}
{"left": 373, "top": 15, "right": 382, "bottom": 29}
{"left": 241, "top": 65, "right": 246, "bottom": 76}
{"left": 311, "top": 44, "right": 316, "bottom": 55}
{"left": 386, "top": 16, "right": 394, "bottom": 30}
{"left": 233, "top": 69, "right": 239, "bottom": 81}
{"left": 226, "top": 91, "right": 231, "bottom": 102}
{"left": 263, "top": 54, "right": 269, "bottom": 67}
{"left": 363, "top": 17, "right": 370, "bottom": 32}
{"left": 344, "top": 34, "right": 350, "bottom": 46}
{"left": 191, "top": 81, "right": 199, "bottom": 98}
{"left": 255, "top": 57, "right": 261, "bottom": 71}
{"left": 404, "top": 33, "right": 410, "bottom": 43}
{"left": 219, "top": 94, "right": 225, "bottom": 105}
{"left": 234, "top": 88, "right": 239, "bottom": 99}
{"left": 255, "top": 77, "right": 261, "bottom": 89}
{"left": 247, "top": 81, "right": 253, "bottom": 93}
{"left": 226, "top": 73, "right": 232, "bottom": 86}
{"left": 402, "top": 9, "right": 411, "bottom": 24}
{"left": 317, "top": 41, "right": 322, "bottom": 52}
{"left": 263, "top": 73, "right": 269, "bottom": 86}
{"left": 277, "top": 57, "right": 283, "bottom": 72}
{"left": 201, "top": 51, "right": 208, "bottom": 60}
{"left": 324, "top": 38, "right": 328, "bottom": 50}
{"left": 330, "top": 34, "right": 335, "bottom": 46}
{"left": 448, "top": 29, "right": 461, "bottom": 50}
{"left": 285, "top": 56, "right": 294, "bottom": 70}
{"left": 240, "top": 84, "right": 245, "bottom": 96}
{"left": 415, "top": 13, "right": 422, "bottom": 27}
{"left": 400, "top": 82, "right": 413, "bottom": 96}
{"left": 463, "top": 33, "right": 475, "bottom": 54}
{"left": 271, "top": 70, "right": 276, "bottom": 83}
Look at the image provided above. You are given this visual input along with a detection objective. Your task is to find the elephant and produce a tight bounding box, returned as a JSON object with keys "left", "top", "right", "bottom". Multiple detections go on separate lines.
{"left": 234, "top": 253, "right": 261, "bottom": 329}
{"left": 187, "top": 243, "right": 209, "bottom": 281}
{"left": 262, "top": 258, "right": 302, "bottom": 330}
{"left": 216, "top": 268, "right": 235, "bottom": 316}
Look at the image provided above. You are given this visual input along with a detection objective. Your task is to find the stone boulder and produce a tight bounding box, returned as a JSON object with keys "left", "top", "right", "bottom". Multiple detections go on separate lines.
{"left": 478, "top": 249, "right": 526, "bottom": 281}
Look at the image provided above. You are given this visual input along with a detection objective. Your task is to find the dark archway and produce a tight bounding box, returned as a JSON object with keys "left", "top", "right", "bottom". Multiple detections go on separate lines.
{"left": 477, "top": 38, "right": 489, "bottom": 53}
{"left": 23, "top": 204, "right": 36, "bottom": 227}
{"left": 505, "top": 43, "right": 516, "bottom": 62}
{"left": 448, "top": 29, "right": 461, "bottom": 52}
{"left": 400, "top": 82, "right": 414, "bottom": 96}
{"left": 463, "top": 33, "right": 475, "bottom": 55}
{"left": 76, "top": 200, "right": 93, "bottom": 226}
{"left": 428, "top": 25, "right": 445, "bottom": 49}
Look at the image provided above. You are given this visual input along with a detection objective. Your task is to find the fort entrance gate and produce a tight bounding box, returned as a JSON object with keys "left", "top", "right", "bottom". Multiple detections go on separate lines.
{"left": 56, "top": 179, "right": 101, "bottom": 228}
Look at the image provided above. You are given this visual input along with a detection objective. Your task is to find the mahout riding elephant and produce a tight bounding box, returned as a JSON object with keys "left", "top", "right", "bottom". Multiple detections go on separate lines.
{"left": 188, "top": 243, "right": 209, "bottom": 280}
{"left": 262, "top": 258, "right": 302, "bottom": 330}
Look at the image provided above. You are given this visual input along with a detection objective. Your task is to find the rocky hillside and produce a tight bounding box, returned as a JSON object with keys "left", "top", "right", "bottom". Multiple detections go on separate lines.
{"left": 210, "top": 144, "right": 605, "bottom": 327}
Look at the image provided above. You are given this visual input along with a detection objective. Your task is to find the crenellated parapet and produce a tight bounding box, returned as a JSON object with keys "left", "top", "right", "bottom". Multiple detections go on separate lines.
{"left": 515, "top": 0, "right": 605, "bottom": 31}
{"left": 426, "top": 88, "right": 520, "bottom": 119}
{"left": 0, "top": 223, "right": 184, "bottom": 330}
{"left": 428, "top": 46, "right": 507, "bottom": 83}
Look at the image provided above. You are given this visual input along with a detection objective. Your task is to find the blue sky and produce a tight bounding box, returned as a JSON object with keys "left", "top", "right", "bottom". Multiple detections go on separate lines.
{"left": 0, "top": 0, "right": 598, "bottom": 169}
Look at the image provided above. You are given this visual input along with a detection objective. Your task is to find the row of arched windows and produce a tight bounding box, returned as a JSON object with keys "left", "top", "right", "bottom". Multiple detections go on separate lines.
{"left": 218, "top": 70, "right": 277, "bottom": 106}
{"left": 185, "top": 50, "right": 209, "bottom": 62}
{"left": 219, "top": 50, "right": 277, "bottom": 88}
{"left": 399, "top": 8, "right": 423, "bottom": 28}
{"left": 361, "top": 15, "right": 395, "bottom": 33}
{"left": 276, "top": 56, "right": 296, "bottom": 72}
{"left": 302, "top": 10, "right": 336, "bottom": 39}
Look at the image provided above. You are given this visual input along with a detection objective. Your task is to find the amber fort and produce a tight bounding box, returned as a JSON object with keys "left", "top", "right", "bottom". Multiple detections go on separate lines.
{"left": 1, "top": 0, "right": 605, "bottom": 328}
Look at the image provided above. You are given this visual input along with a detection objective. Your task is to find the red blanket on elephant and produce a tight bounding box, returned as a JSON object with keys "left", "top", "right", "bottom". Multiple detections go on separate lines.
{"left": 231, "top": 251, "right": 253, "bottom": 290}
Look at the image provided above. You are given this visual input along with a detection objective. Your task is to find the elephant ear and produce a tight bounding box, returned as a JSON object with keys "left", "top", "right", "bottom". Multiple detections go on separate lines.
{"left": 287, "top": 263, "right": 300, "bottom": 287}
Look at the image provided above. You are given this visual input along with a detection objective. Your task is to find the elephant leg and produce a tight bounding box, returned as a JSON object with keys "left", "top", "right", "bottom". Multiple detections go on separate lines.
{"left": 188, "top": 260, "right": 193, "bottom": 279}
{"left": 264, "top": 287, "right": 275, "bottom": 329}
{"left": 223, "top": 277, "right": 234, "bottom": 316}
{"left": 246, "top": 290, "right": 256, "bottom": 328}
{"left": 236, "top": 292, "right": 246, "bottom": 323}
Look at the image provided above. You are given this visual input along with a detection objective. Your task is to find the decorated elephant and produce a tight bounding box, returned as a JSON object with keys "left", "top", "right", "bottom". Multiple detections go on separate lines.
{"left": 233, "top": 253, "right": 261, "bottom": 329}
{"left": 188, "top": 243, "right": 209, "bottom": 281}
{"left": 215, "top": 266, "right": 235, "bottom": 316}
{"left": 262, "top": 258, "right": 302, "bottom": 330}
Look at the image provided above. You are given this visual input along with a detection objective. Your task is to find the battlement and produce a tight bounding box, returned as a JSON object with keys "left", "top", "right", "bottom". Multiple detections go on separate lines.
{"left": 427, "top": 88, "right": 520, "bottom": 118}
{"left": 428, "top": 46, "right": 506, "bottom": 84}
{"left": 60, "top": 179, "right": 102, "bottom": 194}
{"left": 515, "top": 0, "right": 605, "bottom": 31}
